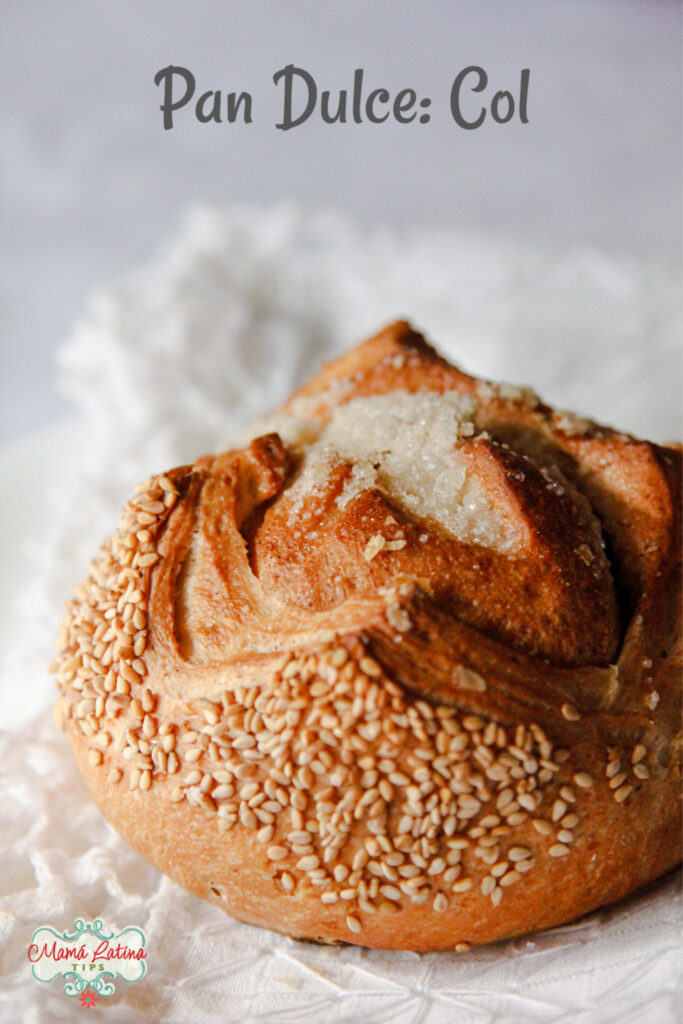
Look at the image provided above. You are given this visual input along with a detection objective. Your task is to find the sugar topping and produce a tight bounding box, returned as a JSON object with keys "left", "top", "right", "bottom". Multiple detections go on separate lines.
{"left": 286, "top": 391, "right": 522, "bottom": 553}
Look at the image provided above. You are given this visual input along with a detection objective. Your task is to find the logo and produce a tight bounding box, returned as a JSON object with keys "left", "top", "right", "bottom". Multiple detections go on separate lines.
{"left": 28, "top": 918, "right": 147, "bottom": 1008}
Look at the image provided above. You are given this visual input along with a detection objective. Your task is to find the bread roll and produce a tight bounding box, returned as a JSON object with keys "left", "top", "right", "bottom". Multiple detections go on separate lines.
{"left": 53, "top": 321, "right": 682, "bottom": 951}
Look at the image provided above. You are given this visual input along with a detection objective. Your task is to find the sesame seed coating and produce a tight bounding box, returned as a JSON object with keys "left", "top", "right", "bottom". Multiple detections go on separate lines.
{"left": 50, "top": 435, "right": 663, "bottom": 942}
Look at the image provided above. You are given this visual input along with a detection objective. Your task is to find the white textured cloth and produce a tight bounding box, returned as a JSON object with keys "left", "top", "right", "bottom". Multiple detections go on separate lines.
{"left": 1, "top": 205, "right": 681, "bottom": 1023}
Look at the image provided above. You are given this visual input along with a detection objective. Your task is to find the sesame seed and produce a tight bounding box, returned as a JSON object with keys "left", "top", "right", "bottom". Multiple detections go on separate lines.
{"left": 346, "top": 915, "right": 362, "bottom": 933}
{"left": 212, "top": 784, "right": 235, "bottom": 799}
{"left": 267, "top": 846, "right": 288, "bottom": 861}
{"left": 573, "top": 773, "right": 593, "bottom": 789}
{"left": 614, "top": 784, "right": 634, "bottom": 803}
{"left": 239, "top": 807, "right": 257, "bottom": 829}
{"left": 88, "top": 748, "right": 103, "bottom": 767}
{"left": 233, "top": 735, "right": 256, "bottom": 750}
{"left": 388, "top": 772, "right": 410, "bottom": 786}
{"left": 633, "top": 764, "right": 650, "bottom": 780}
{"left": 632, "top": 744, "right": 647, "bottom": 765}
{"left": 287, "top": 830, "right": 310, "bottom": 845}
{"left": 120, "top": 663, "right": 141, "bottom": 686}
{"left": 379, "top": 779, "right": 393, "bottom": 801}
{"left": 136, "top": 552, "right": 159, "bottom": 569}
{"left": 379, "top": 885, "right": 401, "bottom": 902}
{"left": 508, "top": 846, "right": 531, "bottom": 862}
{"left": 352, "top": 849, "right": 369, "bottom": 871}
{"left": 240, "top": 782, "right": 260, "bottom": 800}
{"left": 517, "top": 793, "right": 537, "bottom": 812}
{"left": 297, "top": 855, "right": 320, "bottom": 871}
{"left": 433, "top": 893, "right": 448, "bottom": 912}
{"left": 452, "top": 878, "right": 473, "bottom": 893}
{"left": 480, "top": 876, "right": 496, "bottom": 896}
{"left": 609, "top": 772, "right": 628, "bottom": 790}
{"left": 552, "top": 799, "right": 567, "bottom": 822}
{"left": 548, "top": 844, "right": 570, "bottom": 858}
{"left": 359, "top": 657, "right": 382, "bottom": 678}
{"left": 455, "top": 942, "right": 471, "bottom": 953}
{"left": 561, "top": 703, "right": 581, "bottom": 721}
{"left": 496, "top": 789, "right": 514, "bottom": 811}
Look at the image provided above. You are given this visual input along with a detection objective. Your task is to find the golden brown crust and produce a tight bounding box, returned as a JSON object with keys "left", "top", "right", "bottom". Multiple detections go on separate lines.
{"left": 53, "top": 321, "right": 682, "bottom": 952}
{"left": 252, "top": 433, "right": 620, "bottom": 667}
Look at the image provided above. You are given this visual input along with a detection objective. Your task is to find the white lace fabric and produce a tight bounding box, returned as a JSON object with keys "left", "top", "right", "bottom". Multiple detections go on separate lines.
{"left": 0, "top": 204, "right": 680, "bottom": 1023}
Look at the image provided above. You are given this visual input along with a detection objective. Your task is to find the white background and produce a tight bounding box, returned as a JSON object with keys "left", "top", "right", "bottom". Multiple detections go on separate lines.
{"left": 2, "top": 0, "right": 681, "bottom": 446}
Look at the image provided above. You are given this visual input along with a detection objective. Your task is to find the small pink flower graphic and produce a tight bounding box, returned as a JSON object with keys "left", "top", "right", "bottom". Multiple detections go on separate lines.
{"left": 79, "top": 987, "right": 98, "bottom": 1009}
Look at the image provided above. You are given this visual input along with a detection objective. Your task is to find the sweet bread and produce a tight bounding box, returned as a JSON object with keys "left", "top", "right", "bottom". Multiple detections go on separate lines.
{"left": 52, "top": 321, "right": 682, "bottom": 951}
